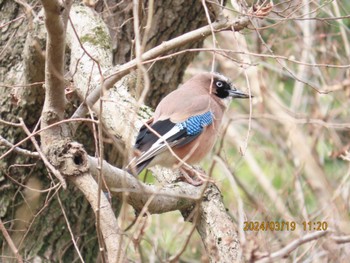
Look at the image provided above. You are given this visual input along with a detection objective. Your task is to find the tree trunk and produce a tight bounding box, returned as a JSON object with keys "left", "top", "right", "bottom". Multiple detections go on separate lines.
{"left": 96, "top": 0, "right": 217, "bottom": 108}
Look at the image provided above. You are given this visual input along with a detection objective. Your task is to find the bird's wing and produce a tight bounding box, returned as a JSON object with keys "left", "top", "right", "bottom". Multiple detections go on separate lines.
{"left": 131, "top": 111, "right": 214, "bottom": 174}
{"left": 154, "top": 93, "right": 212, "bottom": 123}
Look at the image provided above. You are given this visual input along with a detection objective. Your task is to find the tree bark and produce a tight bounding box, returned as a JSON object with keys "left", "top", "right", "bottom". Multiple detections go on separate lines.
{"left": 0, "top": 1, "right": 249, "bottom": 262}
{"left": 95, "top": 0, "right": 219, "bottom": 108}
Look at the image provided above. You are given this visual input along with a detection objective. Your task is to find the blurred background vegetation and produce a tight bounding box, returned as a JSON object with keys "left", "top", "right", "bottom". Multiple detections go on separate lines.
{"left": 132, "top": 1, "right": 350, "bottom": 261}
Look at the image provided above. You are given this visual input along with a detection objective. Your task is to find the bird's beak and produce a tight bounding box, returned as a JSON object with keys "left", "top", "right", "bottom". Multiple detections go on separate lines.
{"left": 228, "top": 88, "right": 253, "bottom": 99}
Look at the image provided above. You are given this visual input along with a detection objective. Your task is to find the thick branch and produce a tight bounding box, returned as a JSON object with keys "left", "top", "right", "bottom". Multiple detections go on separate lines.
{"left": 88, "top": 157, "right": 241, "bottom": 262}
{"left": 69, "top": 174, "right": 124, "bottom": 263}
{"left": 41, "top": 0, "right": 66, "bottom": 115}
{"left": 196, "top": 185, "right": 241, "bottom": 263}
{"left": 40, "top": 0, "right": 72, "bottom": 149}
{"left": 88, "top": 157, "right": 200, "bottom": 214}
{"left": 47, "top": 140, "right": 124, "bottom": 263}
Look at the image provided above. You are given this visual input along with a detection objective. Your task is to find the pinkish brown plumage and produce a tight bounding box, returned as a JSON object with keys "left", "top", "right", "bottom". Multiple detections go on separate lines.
{"left": 127, "top": 72, "right": 251, "bottom": 183}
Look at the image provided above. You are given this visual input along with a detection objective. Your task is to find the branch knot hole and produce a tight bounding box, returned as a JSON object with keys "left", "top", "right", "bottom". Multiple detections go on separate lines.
{"left": 73, "top": 152, "right": 84, "bottom": 165}
{"left": 48, "top": 140, "right": 89, "bottom": 177}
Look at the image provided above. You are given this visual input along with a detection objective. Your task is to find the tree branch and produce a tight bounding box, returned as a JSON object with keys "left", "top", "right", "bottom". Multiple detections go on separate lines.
{"left": 39, "top": 2, "right": 125, "bottom": 261}
{"left": 88, "top": 156, "right": 200, "bottom": 214}
{"left": 65, "top": 5, "right": 248, "bottom": 261}
{"left": 256, "top": 231, "right": 329, "bottom": 263}
{"left": 0, "top": 219, "right": 23, "bottom": 263}
{"left": 88, "top": 156, "right": 241, "bottom": 262}
{"left": 69, "top": 173, "right": 124, "bottom": 263}
{"left": 103, "top": 15, "right": 250, "bottom": 90}
{"left": 0, "top": 135, "right": 39, "bottom": 158}
{"left": 70, "top": 7, "right": 251, "bottom": 123}
{"left": 47, "top": 140, "right": 125, "bottom": 263}
{"left": 196, "top": 184, "right": 241, "bottom": 262}
{"left": 40, "top": 0, "right": 72, "bottom": 149}
{"left": 20, "top": 118, "right": 67, "bottom": 189}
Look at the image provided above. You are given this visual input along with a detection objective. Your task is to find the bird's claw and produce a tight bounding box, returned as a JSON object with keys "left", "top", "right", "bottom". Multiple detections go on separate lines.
{"left": 251, "top": 1, "right": 274, "bottom": 19}
{"left": 179, "top": 166, "right": 213, "bottom": 186}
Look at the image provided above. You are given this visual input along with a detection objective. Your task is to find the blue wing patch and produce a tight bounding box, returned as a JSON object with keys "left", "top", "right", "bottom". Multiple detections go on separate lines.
{"left": 131, "top": 111, "right": 213, "bottom": 174}
{"left": 176, "top": 111, "right": 213, "bottom": 135}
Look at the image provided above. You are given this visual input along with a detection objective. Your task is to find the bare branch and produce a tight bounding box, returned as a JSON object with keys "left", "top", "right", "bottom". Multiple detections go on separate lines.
{"left": 88, "top": 157, "right": 200, "bottom": 214}
{"left": 71, "top": 11, "right": 251, "bottom": 121}
{"left": 40, "top": 0, "right": 73, "bottom": 148}
{"left": 256, "top": 231, "right": 329, "bottom": 263}
{"left": 0, "top": 219, "right": 23, "bottom": 263}
{"left": 88, "top": 156, "right": 241, "bottom": 262}
{"left": 47, "top": 140, "right": 125, "bottom": 263}
{"left": 40, "top": 0, "right": 67, "bottom": 114}
{"left": 0, "top": 118, "right": 98, "bottom": 161}
{"left": 196, "top": 184, "right": 241, "bottom": 263}
{"left": 56, "top": 194, "right": 85, "bottom": 262}
{"left": 332, "top": 235, "right": 350, "bottom": 244}
{"left": 69, "top": 173, "right": 124, "bottom": 263}
{"left": 103, "top": 15, "right": 250, "bottom": 89}
{"left": 0, "top": 135, "right": 39, "bottom": 158}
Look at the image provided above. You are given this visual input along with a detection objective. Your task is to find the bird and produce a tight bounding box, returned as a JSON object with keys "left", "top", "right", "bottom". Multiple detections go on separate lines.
{"left": 127, "top": 72, "right": 251, "bottom": 184}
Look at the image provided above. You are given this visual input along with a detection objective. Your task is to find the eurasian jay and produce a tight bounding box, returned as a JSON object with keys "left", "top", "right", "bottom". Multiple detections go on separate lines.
{"left": 128, "top": 72, "right": 250, "bottom": 183}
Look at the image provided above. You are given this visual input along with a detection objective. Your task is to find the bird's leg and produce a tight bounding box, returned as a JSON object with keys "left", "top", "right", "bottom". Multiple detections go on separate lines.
{"left": 179, "top": 166, "right": 212, "bottom": 186}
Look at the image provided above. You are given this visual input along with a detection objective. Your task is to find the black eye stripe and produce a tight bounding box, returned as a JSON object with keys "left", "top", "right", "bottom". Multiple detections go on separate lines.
{"left": 214, "top": 79, "right": 231, "bottom": 99}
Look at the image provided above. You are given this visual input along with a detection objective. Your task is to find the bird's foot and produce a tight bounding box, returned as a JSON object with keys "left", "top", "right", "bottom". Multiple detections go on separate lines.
{"left": 250, "top": 1, "right": 274, "bottom": 19}
{"left": 179, "top": 166, "right": 213, "bottom": 186}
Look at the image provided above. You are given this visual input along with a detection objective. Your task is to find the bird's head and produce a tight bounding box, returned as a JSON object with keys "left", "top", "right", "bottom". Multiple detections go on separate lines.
{"left": 210, "top": 72, "right": 251, "bottom": 100}
{"left": 193, "top": 72, "right": 252, "bottom": 108}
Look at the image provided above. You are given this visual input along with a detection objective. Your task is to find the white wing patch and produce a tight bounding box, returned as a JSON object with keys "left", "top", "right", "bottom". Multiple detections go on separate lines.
{"left": 134, "top": 125, "right": 182, "bottom": 165}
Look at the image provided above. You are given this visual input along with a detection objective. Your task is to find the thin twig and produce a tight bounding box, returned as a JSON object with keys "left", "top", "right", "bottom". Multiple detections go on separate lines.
{"left": 0, "top": 118, "right": 98, "bottom": 161}
{"left": 0, "top": 219, "right": 24, "bottom": 263}
{"left": 70, "top": 15, "right": 251, "bottom": 122}
{"left": 0, "top": 135, "right": 39, "bottom": 158}
{"left": 168, "top": 216, "right": 198, "bottom": 263}
{"left": 56, "top": 194, "right": 85, "bottom": 262}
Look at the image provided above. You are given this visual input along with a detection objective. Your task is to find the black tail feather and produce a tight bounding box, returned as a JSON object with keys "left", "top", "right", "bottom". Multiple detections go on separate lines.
{"left": 126, "top": 157, "right": 154, "bottom": 176}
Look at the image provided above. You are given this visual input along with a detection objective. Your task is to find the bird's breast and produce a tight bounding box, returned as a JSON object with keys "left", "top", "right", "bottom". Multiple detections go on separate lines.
{"left": 173, "top": 123, "right": 218, "bottom": 164}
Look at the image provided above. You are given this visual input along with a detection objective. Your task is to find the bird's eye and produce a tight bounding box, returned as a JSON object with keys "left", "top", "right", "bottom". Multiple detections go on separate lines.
{"left": 216, "top": 81, "right": 223, "bottom": 88}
